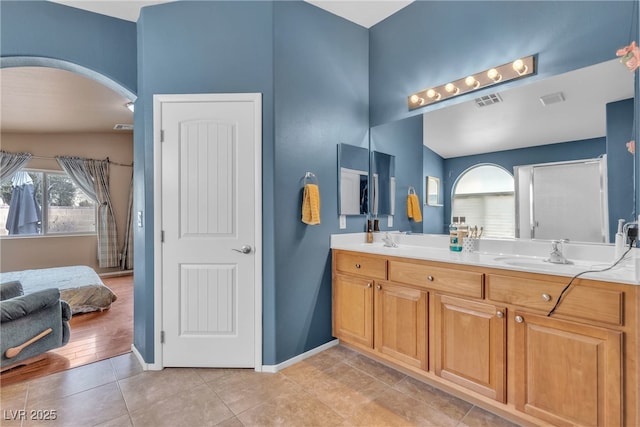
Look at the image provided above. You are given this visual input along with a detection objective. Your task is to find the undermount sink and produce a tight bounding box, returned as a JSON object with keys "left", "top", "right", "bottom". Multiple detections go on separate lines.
{"left": 493, "top": 256, "right": 549, "bottom": 268}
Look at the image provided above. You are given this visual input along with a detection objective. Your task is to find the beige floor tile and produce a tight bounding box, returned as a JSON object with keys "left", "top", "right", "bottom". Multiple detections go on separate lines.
{"left": 129, "top": 383, "right": 234, "bottom": 427}
{"left": 25, "top": 359, "right": 116, "bottom": 403}
{"left": 109, "top": 353, "right": 144, "bottom": 381}
{"left": 344, "top": 354, "right": 406, "bottom": 386}
{"left": 213, "top": 371, "right": 302, "bottom": 415}
{"left": 93, "top": 413, "right": 134, "bottom": 427}
{"left": 195, "top": 367, "right": 236, "bottom": 384}
{"left": 22, "top": 382, "right": 128, "bottom": 427}
{"left": 392, "top": 376, "right": 472, "bottom": 421}
{"left": 118, "top": 368, "right": 204, "bottom": 413}
{"left": 237, "top": 389, "right": 345, "bottom": 427}
{"left": 215, "top": 416, "right": 244, "bottom": 427}
{"left": 347, "top": 387, "right": 460, "bottom": 427}
{"left": 322, "top": 344, "right": 359, "bottom": 362}
{"left": 280, "top": 359, "right": 338, "bottom": 387}
{"left": 458, "top": 406, "right": 521, "bottom": 427}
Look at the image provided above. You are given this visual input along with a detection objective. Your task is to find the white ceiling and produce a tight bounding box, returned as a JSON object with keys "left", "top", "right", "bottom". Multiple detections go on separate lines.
{"left": 48, "top": 0, "right": 414, "bottom": 28}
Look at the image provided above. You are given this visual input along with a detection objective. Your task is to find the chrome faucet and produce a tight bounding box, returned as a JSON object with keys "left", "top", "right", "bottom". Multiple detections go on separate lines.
{"left": 546, "top": 239, "right": 572, "bottom": 264}
{"left": 382, "top": 233, "right": 398, "bottom": 248}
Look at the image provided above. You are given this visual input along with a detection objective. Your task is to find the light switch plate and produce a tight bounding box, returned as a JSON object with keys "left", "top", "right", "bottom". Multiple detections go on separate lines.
{"left": 137, "top": 211, "right": 143, "bottom": 227}
{"left": 388, "top": 216, "right": 393, "bottom": 227}
{"left": 339, "top": 215, "right": 346, "bottom": 229}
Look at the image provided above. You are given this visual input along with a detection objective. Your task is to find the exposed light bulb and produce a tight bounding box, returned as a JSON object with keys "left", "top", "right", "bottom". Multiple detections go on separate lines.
{"left": 465, "top": 76, "right": 480, "bottom": 88}
{"left": 444, "top": 83, "right": 459, "bottom": 95}
{"left": 512, "top": 59, "right": 528, "bottom": 75}
{"left": 487, "top": 68, "right": 502, "bottom": 82}
{"left": 426, "top": 89, "right": 441, "bottom": 100}
{"left": 410, "top": 94, "right": 423, "bottom": 105}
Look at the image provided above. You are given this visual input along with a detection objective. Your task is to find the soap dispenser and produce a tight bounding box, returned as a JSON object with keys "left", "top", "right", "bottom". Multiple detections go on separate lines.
{"left": 615, "top": 219, "right": 626, "bottom": 260}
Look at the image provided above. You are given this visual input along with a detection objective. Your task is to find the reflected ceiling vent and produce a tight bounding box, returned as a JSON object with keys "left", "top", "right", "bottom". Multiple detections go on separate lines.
{"left": 113, "top": 124, "right": 134, "bottom": 131}
{"left": 475, "top": 93, "right": 502, "bottom": 107}
{"left": 539, "top": 92, "right": 565, "bottom": 107}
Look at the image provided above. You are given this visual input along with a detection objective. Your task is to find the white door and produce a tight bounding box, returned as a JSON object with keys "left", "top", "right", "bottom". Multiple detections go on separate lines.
{"left": 158, "top": 93, "right": 261, "bottom": 368}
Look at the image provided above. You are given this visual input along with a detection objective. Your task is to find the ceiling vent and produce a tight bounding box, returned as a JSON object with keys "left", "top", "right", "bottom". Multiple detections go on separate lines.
{"left": 475, "top": 93, "right": 502, "bottom": 107}
{"left": 539, "top": 92, "right": 565, "bottom": 107}
{"left": 113, "top": 124, "right": 134, "bottom": 131}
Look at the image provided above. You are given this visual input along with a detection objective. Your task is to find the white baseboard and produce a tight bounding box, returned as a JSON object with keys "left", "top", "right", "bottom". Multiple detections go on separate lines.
{"left": 132, "top": 344, "right": 163, "bottom": 371}
{"left": 261, "top": 339, "right": 339, "bottom": 373}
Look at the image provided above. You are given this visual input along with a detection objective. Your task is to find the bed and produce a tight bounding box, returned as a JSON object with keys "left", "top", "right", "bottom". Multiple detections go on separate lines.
{"left": 0, "top": 266, "right": 118, "bottom": 315}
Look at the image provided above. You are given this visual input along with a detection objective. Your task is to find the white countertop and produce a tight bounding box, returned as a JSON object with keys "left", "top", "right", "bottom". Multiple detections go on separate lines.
{"left": 331, "top": 232, "right": 640, "bottom": 285}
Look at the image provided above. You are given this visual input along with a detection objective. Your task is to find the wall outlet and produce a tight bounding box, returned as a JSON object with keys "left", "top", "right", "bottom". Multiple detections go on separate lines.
{"left": 339, "top": 215, "right": 346, "bottom": 229}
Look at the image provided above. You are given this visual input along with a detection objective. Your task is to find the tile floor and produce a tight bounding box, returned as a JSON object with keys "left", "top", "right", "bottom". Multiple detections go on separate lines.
{"left": 0, "top": 345, "right": 520, "bottom": 427}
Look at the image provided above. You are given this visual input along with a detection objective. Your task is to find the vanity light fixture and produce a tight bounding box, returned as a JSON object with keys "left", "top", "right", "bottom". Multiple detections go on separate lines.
{"left": 408, "top": 55, "right": 536, "bottom": 110}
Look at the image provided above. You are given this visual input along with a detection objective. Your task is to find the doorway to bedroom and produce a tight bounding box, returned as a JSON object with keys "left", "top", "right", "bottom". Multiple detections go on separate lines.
{"left": 0, "top": 63, "right": 135, "bottom": 384}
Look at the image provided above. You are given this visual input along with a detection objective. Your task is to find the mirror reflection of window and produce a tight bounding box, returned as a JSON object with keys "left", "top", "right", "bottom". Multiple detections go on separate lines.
{"left": 452, "top": 164, "right": 515, "bottom": 238}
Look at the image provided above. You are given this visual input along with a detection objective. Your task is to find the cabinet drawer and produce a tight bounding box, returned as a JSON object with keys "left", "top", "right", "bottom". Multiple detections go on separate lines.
{"left": 388, "top": 261, "right": 483, "bottom": 298}
{"left": 335, "top": 252, "right": 387, "bottom": 280}
{"left": 487, "top": 274, "right": 623, "bottom": 326}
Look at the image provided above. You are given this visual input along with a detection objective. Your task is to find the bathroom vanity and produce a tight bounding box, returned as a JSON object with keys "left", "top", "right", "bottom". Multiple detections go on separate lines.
{"left": 331, "top": 233, "right": 639, "bottom": 427}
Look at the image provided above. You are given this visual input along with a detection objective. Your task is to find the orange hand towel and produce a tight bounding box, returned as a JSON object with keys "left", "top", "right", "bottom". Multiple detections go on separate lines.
{"left": 407, "top": 193, "right": 422, "bottom": 222}
{"left": 302, "top": 183, "right": 321, "bottom": 225}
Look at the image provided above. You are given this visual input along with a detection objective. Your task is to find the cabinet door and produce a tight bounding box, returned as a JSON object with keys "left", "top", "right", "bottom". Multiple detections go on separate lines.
{"left": 434, "top": 294, "right": 506, "bottom": 402}
{"left": 514, "top": 311, "right": 622, "bottom": 427}
{"left": 333, "top": 274, "right": 374, "bottom": 348}
{"left": 374, "top": 282, "right": 427, "bottom": 370}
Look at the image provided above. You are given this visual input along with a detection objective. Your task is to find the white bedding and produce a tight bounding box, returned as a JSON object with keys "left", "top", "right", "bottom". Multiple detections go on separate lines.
{"left": 0, "top": 266, "right": 118, "bottom": 315}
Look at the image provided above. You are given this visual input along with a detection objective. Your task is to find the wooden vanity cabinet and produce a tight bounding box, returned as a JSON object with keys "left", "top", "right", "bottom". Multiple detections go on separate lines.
{"left": 332, "top": 249, "right": 639, "bottom": 427}
{"left": 433, "top": 294, "right": 506, "bottom": 402}
{"left": 374, "top": 281, "right": 427, "bottom": 370}
{"left": 333, "top": 273, "right": 374, "bottom": 348}
{"left": 513, "top": 310, "right": 622, "bottom": 427}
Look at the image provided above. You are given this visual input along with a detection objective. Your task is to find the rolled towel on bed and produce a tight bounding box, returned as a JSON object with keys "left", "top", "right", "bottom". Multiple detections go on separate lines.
{"left": 407, "top": 193, "right": 422, "bottom": 222}
{"left": 302, "top": 183, "right": 321, "bottom": 225}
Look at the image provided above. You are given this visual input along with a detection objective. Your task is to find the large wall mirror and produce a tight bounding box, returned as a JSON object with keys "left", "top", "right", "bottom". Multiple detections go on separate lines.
{"left": 338, "top": 143, "right": 369, "bottom": 215}
{"left": 370, "top": 58, "right": 635, "bottom": 243}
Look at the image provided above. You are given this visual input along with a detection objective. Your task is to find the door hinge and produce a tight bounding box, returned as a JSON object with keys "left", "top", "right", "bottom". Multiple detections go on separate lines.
{"left": 161, "top": 230, "right": 165, "bottom": 242}
{"left": 161, "top": 331, "right": 165, "bottom": 344}
{"left": 160, "top": 130, "right": 165, "bottom": 142}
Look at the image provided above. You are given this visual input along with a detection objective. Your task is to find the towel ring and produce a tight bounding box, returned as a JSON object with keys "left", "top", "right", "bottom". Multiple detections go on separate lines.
{"left": 408, "top": 186, "right": 416, "bottom": 195}
{"left": 303, "top": 172, "right": 318, "bottom": 185}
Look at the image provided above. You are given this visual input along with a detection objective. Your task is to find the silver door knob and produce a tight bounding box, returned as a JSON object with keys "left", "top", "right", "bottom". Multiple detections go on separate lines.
{"left": 232, "top": 245, "right": 252, "bottom": 254}
{"left": 541, "top": 293, "right": 551, "bottom": 302}
{"left": 427, "top": 275, "right": 434, "bottom": 281}
{"left": 377, "top": 285, "right": 382, "bottom": 290}
{"left": 496, "top": 311, "right": 504, "bottom": 318}
{"left": 515, "top": 315, "right": 524, "bottom": 323}
{"left": 367, "top": 283, "right": 372, "bottom": 288}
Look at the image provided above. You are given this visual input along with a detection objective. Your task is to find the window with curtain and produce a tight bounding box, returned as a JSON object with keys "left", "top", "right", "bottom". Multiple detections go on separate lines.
{"left": 0, "top": 169, "right": 96, "bottom": 237}
{"left": 452, "top": 164, "right": 515, "bottom": 238}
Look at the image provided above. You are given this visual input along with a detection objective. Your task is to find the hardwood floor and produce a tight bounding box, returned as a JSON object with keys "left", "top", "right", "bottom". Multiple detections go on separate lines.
{"left": 0, "top": 274, "right": 133, "bottom": 387}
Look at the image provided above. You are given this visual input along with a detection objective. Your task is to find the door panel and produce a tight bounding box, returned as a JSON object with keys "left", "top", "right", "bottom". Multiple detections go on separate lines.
{"left": 160, "top": 94, "right": 260, "bottom": 368}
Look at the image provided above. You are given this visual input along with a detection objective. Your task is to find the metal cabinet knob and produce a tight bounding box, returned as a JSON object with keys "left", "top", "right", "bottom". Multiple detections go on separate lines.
{"left": 496, "top": 311, "right": 504, "bottom": 318}
{"left": 355, "top": 264, "right": 361, "bottom": 268}
{"left": 377, "top": 285, "right": 382, "bottom": 290}
{"left": 427, "top": 275, "right": 434, "bottom": 282}
{"left": 367, "top": 283, "right": 372, "bottom": 288}
{"left": 541, "top": 293, "right": 551, "bottom": 302}
{"left": 515, "top": 315, "right": 524, "bottom": 323}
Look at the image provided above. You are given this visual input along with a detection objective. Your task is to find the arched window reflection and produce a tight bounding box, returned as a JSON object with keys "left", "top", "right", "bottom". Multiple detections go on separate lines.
{"left": 452, "top": 164, "right": 515, "bottom": 238}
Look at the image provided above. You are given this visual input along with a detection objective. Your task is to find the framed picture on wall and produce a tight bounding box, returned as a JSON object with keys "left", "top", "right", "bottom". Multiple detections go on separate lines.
{"left": 426, "top": 176, "right": 442, "bottom": 206}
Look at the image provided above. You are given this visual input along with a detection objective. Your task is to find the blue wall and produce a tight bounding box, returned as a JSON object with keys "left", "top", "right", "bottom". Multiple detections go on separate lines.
{"left": 370, "top": 115, "right": 423, "bottom": 233}
{"left": 0, "top": 1, "right": 137, "bottom": 95}
{"left": 423, "top": 145, "right": 445, "bottom": 234}
{"left": 369, "top": 1, "right": 636, "bottom": 127}
{"left": 273, "top": 2, "right": 369, "bottom": 362}
{"left": 136, "top": 1, "right": 275, "bottom": 362}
